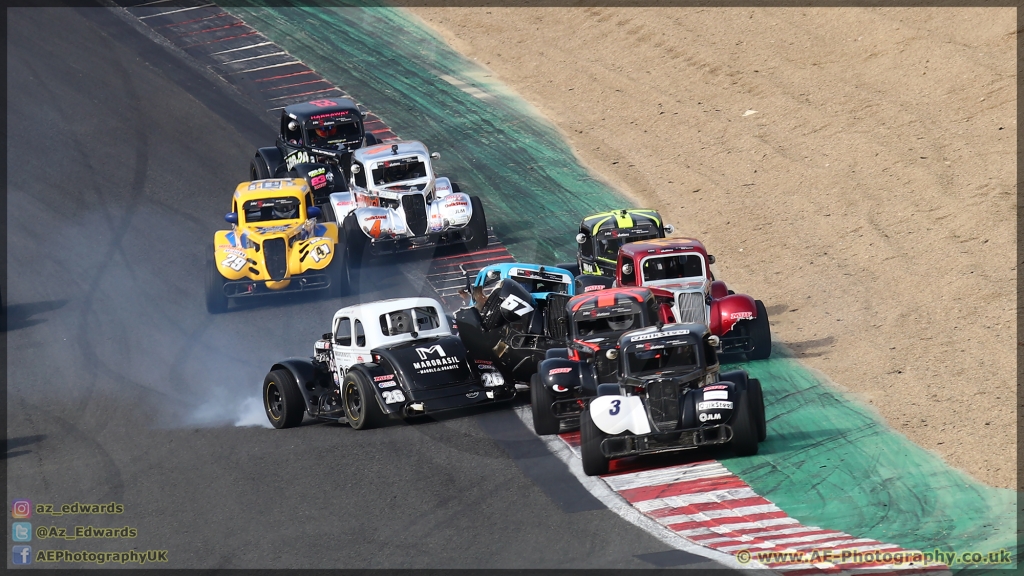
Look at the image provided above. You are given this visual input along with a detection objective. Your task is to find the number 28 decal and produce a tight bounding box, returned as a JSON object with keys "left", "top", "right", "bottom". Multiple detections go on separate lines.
{"left": 608, "top": 399, "right": 621, "bottom": 416}
{"left": 221, "top": 254, "right": 246, "bottom": 271}
{"left": 382, "top": 390, "right": 406, "bottom": 404}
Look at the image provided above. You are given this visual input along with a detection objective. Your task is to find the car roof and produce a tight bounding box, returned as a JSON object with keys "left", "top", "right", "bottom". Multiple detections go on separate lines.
{"left": 354, "top": 141, "right": 430, "bottom": 163}
{"left": 479, "top": 263, "right": 574, "bottom": 278}
{"left": 332, "top": 297, "right": 445, "bottom": 324}
{"left": 568, "top": 287, "right": 652, "bottom": 313}
{"left": 618, "top": 323, "right": 709, "bottom": 347}
{"left": 283, "top": 99, "right": 360, "bottom": 121}
{"left": 233, "top": 179, "right": 308, "bottom": 202}
{"left": 619, "top": 237, "right": 707, "bottom": 258}
{"left": 582, "top": 208, "right": 663, "bottom": 232}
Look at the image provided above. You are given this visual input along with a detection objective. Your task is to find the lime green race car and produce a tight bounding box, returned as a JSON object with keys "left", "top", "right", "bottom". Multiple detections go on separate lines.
{"left": 558, "top": 208, "right": 675, "bottom": 278}
{"left": 206, "top": 179, "right": 344, "bottom": 313}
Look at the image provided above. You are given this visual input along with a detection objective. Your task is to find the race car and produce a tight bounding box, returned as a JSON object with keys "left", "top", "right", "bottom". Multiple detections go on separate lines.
{"left": 454, "top": 263, "right": 577, "bottom": 384}
{"left": 322, "top": 141, "right": 489, "bottom": 270}
{"left": 614, "top": 237, "right": 772, "bottom": 359}
{"left": 530, "top": 287, "right": 660, "bottom": 435}
{"left": 249, "top": 99, "right": 369, "bottom": 203}
{"left": 559, "top": 208, "right": 674, "bottom": 279}
{"left": 262, "top": 297, "right": 514, "bottom": 429}
{"left": 206, "top": 179, "right": 342, "bottom": 314}
{"left": 578, "top": 323, "right": 767, "bottom": 476}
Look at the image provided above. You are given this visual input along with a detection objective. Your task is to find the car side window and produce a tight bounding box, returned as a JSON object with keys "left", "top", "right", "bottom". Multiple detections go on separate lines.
{"left": 354, "top": 319, "right": 365, "bottom": 347}
{"left": 334, "top": 317, "right": 351, "bottom": 346}
{"left": 353, "top": 162, "right": 367, "bottom": 188}
{"left": 580, "top": 233, "right": 593, "bottom": 258}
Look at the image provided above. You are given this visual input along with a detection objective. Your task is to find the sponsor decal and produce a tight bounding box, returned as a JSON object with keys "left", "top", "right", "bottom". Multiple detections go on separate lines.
{"left": 730, "top": 311, "right": 754, "bottom": 320}
{"left": 466, "top": 391, "right": 479, "bottom": 399}
{"left": 703, "top": 384, "right": 728, "bottom": 391}
{"left": 373, "top": 374, "right": 394, "bottom": 382}
{"left": 629, "top": 329, "right": 690, "bottom": 342}
{"left": 364, "top": 215, "right": 387, "bottom": 221}
{"left": 698, "top": 412, "right": 722, "bottom": 422}
{"left": 548, "top": 367, "right": 573, "bottom": 375}
{"left": 310, "top": 110, "right": 350, "bottom": 119}
{"left": 552, "top": 384, "right": 569, "bottom": 393}
{"left": 475, "top": 359, "right": 493, "bottom": 365}
{"left": 584, "top": 284, "right": 605, "bottom": 292}
{"left": 444, "top": 200, "right": 468, "bottom": 207}
{"left": 308, "top": 167, "right": 326, "bottom": 177}
{"left": 697, "top": 400, "right": 733, "bottom": 411}
{"left": 378, "top": 381, "right": 396, "bottom": 389}
{"left": 415, "top": 345, "right": 446, "bottom": 360}
{"left": 703, "top": 390, "right": 729, "bottom": 400}
{"left": 356, "top": 356, "right": 364, "bottom": 362}
{"left": 382, "top": 389, "right": 405, "bottom": 404}
{"left": 412, "top": 356, "right": 460, "bottom": 372}
{"left": 255, "top": 225, "right": 292, "bottom": 234}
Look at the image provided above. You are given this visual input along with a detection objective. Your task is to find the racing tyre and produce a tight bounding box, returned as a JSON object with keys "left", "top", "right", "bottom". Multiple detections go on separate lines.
{"left": 205, "top": 251, "right": 229, "bottom": 314}
{"left": 250, "top": 156, "right": 272, "bottom": 181}
{"left": 464, "top": 196, "right": 488, "bottom": 252}
{"left": 530, "top": 374, "right": 561, "bottom": 436}
{"left": 342, "top": 370, "right": 385, "bottom": 430}
{"left": 556, "top": 262, "right": 581, "bottom": 277}
{"left": 326, "top": 244, "right": 350, "bottom": 298}
{"left": 342, "top": 213, "right": 365, "bottom": 290}
{"left": 748, "top": 300, "right": 772, "bottom": 360}
{"left": 264, "top": 369, "right": 304, "bottom": 429}
{"left": 580, "top": 409, "right": 610, "bottom": 476}
{"left": 729, "top": 389, "right": 759, "bottom": 456}
{"left": 748, "top": 378, "right": 767, "bottom": 442}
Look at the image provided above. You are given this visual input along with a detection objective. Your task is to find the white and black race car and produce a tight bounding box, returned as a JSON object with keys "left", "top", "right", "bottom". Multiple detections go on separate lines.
{"left": 577, "top": 323, "right": 767, "bottom": 475}
{"left": 263, "top": 297, "right": 514, "bottom": 429}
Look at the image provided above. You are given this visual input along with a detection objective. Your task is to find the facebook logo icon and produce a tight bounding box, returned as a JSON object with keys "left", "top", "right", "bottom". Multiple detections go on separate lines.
{"left": 12, "top": 545, "right": 32, "bottom": 565}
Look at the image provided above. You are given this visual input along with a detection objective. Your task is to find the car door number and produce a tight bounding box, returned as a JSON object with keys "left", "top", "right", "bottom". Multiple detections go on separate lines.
{"left": 221, "top": 254, "right": 246, "bottom": 271}
{"left": 382, "top": 390, "right": 406, "bottom": 404}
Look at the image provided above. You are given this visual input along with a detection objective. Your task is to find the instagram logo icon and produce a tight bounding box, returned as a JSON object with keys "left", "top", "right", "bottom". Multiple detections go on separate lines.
{"left": 11, "top": 500, "right": 31, "bottom": 518}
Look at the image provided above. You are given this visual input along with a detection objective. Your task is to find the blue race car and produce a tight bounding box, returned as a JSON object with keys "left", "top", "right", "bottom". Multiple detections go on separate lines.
{"left": 456, "top": 263, "right": 577, "bottom": 384}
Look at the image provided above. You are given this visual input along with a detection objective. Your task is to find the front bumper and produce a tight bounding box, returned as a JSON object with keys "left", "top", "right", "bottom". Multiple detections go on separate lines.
{"left": 367, "top": 227, "right": 473, "bottom": 256}
{"left": 222, "top": 272, "right": 332, "bottom": 297}
{"left": 600, "top": 424, "right": 732, "bottom": 458}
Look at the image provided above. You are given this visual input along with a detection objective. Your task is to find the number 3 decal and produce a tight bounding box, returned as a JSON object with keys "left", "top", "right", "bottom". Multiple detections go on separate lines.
{"left": 609, "top": 399, "right": 621, "bottom": 416}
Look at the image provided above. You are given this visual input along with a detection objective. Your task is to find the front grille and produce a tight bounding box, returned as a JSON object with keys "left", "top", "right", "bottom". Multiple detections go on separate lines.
{"left": 594, "top": 355, "right": 619, "bottom": 384}
{"left": 545, "top": 294, "right": 571, "bottom": 340}
{"left": 647, "top": 380, "right": 680, "bottom": 431}
{"left": 676, "top": 291, "right": 706, "bottom": 324}
{"left": 263, "top": 238, "right": 288, "bottom": 281}
{"left": 402, "top": 194, "right": 427, "bottom": 236}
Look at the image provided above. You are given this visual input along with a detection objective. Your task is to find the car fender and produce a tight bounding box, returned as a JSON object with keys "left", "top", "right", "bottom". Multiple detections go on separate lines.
{"left": 575, "top": 274, "right": 614, "bottom": 294}
{"left": 590, "top": 395, "right": 651, "bottom": 435}
{"left": 545, "top": 348, "right": 569, "bottom": 360}
{"left": 213, "top": 231, "right": 257, "bottom": 280}
{"left": 290, "top": 236, "right": 335, "bottom": 272}
{"left": 352, "top": 206, "right": 407, "bottom": 239}
{"left": 710, "top": 280, "right": 730, "bottom": 300}
{"left": 427, "top": 191, "right": 472, "bottom": 231}
{"left": 271, "top": 358, "right": 330, "bottom": 416}
{"left": 347, "top": 364, "right": 398, "bottom": 415}
{"left": 537, "top": 358, "right": 580, "bottom": 395}
{"left": 681, "top": 381, "right": 738, "bottom": 428}
{"left": 710, "top": 293, "right": 757, "bottom": 335}
{"left": 292, "top": 162, "right": 337, "bottom": 195}
{"left": 256, "top": 147, "right": 285, "bottom": 176}
{"left": 329, "top": 191, "right": 357, "bottom": 222}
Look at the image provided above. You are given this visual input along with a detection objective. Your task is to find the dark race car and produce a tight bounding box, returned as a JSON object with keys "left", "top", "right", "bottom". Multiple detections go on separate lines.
{"left": 558, "top": 208, "right": 674, "bottom": 282}
{"left": 578, "top": 323, "right": 767, "bottom": 476}
{"left": 250, "top": 98, "right": 370, "bottom": 207}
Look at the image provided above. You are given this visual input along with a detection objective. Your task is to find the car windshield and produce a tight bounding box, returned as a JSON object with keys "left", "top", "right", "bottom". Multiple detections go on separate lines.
{"left": 371, "top": 156, "right": 427, "bottom": 185}
{"left": 241, "top": 197, "right": 301, "bottom": 223}
{"left": 379, "top": 306, "right": 442, "bottom": 336}
{"left": 573, "top": 311, "right": 644, "bottom": 339}
{"left": 641, "top": 254, "right": 704, "bottom": 282}
{"left": 626, "top": 343, "right": 699, "bottom": 376}
{"left": 510, "top": 274, "right": 570, "bottom": 295}
{"left": 596, "top": 233, "right": 660, "bottom": 259}
{"left": 305, "top": 119, "right": 361, "bottom": 148}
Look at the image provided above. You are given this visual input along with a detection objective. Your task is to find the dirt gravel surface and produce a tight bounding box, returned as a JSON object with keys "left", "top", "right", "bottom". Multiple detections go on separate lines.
{"left": 405, "top": 6, "right": 1017, "bottom": 490}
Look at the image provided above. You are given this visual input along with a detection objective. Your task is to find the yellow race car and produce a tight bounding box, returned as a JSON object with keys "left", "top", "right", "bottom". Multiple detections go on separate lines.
{"left": 206, "top": 179, "right": 344, "bottom": 313}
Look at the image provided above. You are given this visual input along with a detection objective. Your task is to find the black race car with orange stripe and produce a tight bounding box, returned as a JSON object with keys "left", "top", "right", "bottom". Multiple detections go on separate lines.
{"left": 530, "top": 287, "right": 663, "bottom": 435}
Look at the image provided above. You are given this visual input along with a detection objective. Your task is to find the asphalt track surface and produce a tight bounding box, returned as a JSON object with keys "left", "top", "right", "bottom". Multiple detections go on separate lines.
{"left": 5, "top": 7, "right": 731, "bottom": 569}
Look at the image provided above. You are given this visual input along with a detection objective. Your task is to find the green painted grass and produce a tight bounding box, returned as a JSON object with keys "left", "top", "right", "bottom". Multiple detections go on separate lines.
{"left": 226, "top": 3, "right": 1019, "bottom": 568}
